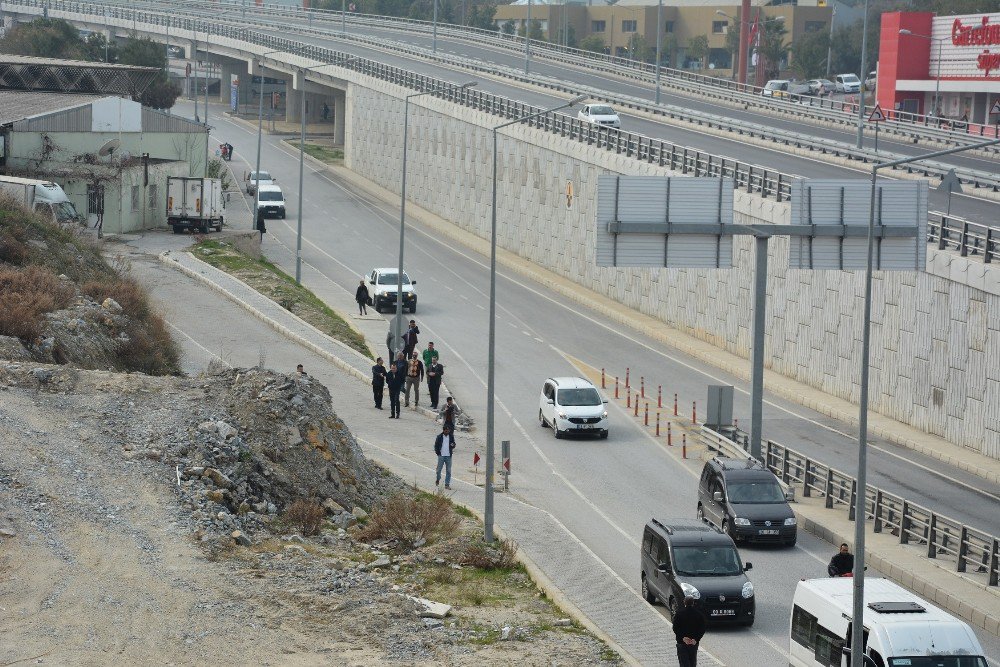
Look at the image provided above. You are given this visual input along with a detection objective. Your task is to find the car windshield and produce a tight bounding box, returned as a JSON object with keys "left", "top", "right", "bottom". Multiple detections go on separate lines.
{"left": 673, "top": 546, "right": 743, "bottom": 576}
{"left": 727, "top": 480, "right": 786, "bottom": 504}
{"left": 889, "top": 658, "right": 988, "bottom": 667}
{"left": 589, "top": 106, "right": 615, "bottom": 115}
{"left": 377, "top": 273, "right": 411, "bottom": 285}
{"left": 251, "top": 172, "right": 272, "bottom": 181}
{"left": 258, "top": 191, "right": 283, "bottom": 201}
{"left": 842, "top": 75, "right": 860, "bottom": 82}
{"left": 55, "top": 201, "right": 79, "bottom": 222}
{"left": 557, "top": 388, "right": 602, "bottom": 406}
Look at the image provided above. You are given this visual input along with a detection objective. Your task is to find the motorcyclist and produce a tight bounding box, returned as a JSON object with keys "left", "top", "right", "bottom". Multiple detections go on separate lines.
{"left": 828, "top": 543, "right": 854, "bottom": 577}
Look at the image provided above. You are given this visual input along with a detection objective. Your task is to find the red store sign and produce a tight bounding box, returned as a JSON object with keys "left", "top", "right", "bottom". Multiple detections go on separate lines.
{"left": 951, "top": 16, "right": 1000, "bottom": 75}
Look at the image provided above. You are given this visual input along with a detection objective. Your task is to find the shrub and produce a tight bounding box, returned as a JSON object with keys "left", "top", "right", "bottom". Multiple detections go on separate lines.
{"left": 119, "top": 312, "right": 181, "bottom": 376}
{"left": 0, "top": 229, "right": 29, "bottom": 264}
{"left": 283, "top": 498, "right": 325, "bottom": 537}
{"left": 356, "top": 493, "right": 461, "bottom": 548}
{"left": 459, "top": 536, "right": 519, "bottom": 570}
{"left": 82, "top": 278, "right": 150, "bottom": 320}
{"left": 0, "top": 265, "right": 75, "bottom": 341}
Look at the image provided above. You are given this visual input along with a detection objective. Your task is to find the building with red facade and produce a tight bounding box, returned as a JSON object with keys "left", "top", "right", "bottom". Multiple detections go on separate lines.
{"left": 878, "top": 11, "right": 1000, "bottom": 127}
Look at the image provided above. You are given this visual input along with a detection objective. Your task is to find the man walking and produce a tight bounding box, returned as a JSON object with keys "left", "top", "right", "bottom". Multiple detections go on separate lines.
{"left": 827, "top": 543, "right": 854, "bottom": 577}
{"left": 439, "top": 396, "right": 461, "bottom": 430}
{"left": 385, "top": 364, "right": 404, "bottom": 418}
{"left": 371, "top": 357, "right": 387, "bottom": 409}
{"left": 422, "top": 341, "right": 439, "bottom": 368}
{"left": 355, "top": 279, "right": 370, "bottom": 316}
{"left": 404, "top": 351, "right": 424, "bottom": 408}
{"left": 434, "top": 424, "right": 457, "bottom": 490}
{"left": 426, "top": 356, "right": 444, "bottom": 409}
{"left": 673, "top": 596, "right": 706, "bottom": 667}
{"left": 402, "top": 319, "right": 420, "bottom": 357}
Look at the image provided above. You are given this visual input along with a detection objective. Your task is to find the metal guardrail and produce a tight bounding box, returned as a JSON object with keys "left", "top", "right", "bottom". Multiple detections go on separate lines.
{"left": 699, "top": 427, "right": 1000, "bottom": 587}
{"left": 8, "top": 0, "right": 1000, "bottom": 262}
{"left": 156, "top": 0, "right": 1000, "bottom": 154}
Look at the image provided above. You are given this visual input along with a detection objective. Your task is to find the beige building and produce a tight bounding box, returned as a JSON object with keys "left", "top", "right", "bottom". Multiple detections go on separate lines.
{"left": 494, "top": 0, "right": 833, "bottom": 76}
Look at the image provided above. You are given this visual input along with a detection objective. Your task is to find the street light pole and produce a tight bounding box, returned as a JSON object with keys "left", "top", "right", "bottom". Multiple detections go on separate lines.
{"left": 253, "top": 50, "right": 283, "bottom": 231}
{"left": 654, "top": 0, "right": 662, "bottom": 104}
{"left": 854, "top": 0, "right": 870, "bottom": 149}
{"left": 524, "top": 0, "right": 532, "bottom": 74}
{"left": 825, "top": 5, "right": 835, "bottom": 79}
{"left": 850, "top": 133, "right": 1000, "bottom": 667}
{"left": 432, "top": 0, "right": 438, "bottom": 54}
{"left": 485, "top": 94, "right": 586, "bottom": 542}
{"left": 341, "top": 0, "right": 346, "bottom": 35}
{"left": 393, "top": 81, "right": 477, "bottom": 358}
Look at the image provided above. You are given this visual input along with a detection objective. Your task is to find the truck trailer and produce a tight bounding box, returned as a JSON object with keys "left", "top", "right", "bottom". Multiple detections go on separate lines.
{"left": 166, "top": 177, "right": 225, "bottom": 233}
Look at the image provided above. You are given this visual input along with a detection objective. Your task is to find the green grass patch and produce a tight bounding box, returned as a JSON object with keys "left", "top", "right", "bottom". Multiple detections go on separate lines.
{"left": 191, "top": 239, "right": 372, "bottom": 358}
{"left": 302, "top": 143, "right": 344, "bottom": 163}
{"left": 418, "top": 563, "right": 523, "bottom": 607}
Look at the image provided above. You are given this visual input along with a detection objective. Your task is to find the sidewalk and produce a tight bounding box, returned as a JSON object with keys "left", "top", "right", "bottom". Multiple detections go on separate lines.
{"left": 157, "top": 246, "right": 700, "bottom": 666}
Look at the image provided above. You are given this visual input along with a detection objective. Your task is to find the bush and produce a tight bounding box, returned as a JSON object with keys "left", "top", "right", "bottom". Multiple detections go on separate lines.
{"left": 356, "top": 493, "right": 461, "bottom": 548}
{"left": 119, "top": 312, "right": 181, "bottom": 376}
{"left": 459, "top": 536, "right": 519, "bottom": 570}
{"left": 82, "top": 278, "right": 150, "bottom": 320}
{"left": 283, "top": 498, "right": 325, "bottom": 537}
{"left": 0, "top": 265, "right": 75, "bottom": 341}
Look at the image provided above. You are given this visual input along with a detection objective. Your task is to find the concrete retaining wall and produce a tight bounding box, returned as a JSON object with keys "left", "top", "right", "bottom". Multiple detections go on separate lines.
{"left": 346, "top": 78, "right": 1000, "bottom": 460}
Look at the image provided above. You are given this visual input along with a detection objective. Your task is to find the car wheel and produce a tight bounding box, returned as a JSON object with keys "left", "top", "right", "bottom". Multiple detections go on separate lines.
{"left": 722, "top": 519, "right": 734, "bottom": 541}
{"left": 697, "top": 504, "right": 705, "bottom": 523}
{"left": 641, "top": 574, "right": 656, "bottom": 604}
{"left": 600, "top": 430, "right": 608, "bottom": 439}
{"left": 553, "top": 423, "right": 563, "bottom": 439}
{"left": 668, "top": 596, "right": 679, "bottom": 621}
{"left": 171, "top": 226, "right": 183, "bottom": 234}
{"left": 280, "top": 211, "right": 286, "bottom": 219}
{"left": 786, "top": 538, "right": 797, "bottom": 548}
{"left": 742, "top": 616, "right": 755, "bottom": 628}
{"left": 539, "top": 410, "right": 548, "bottom": 428}
{"left": 199, "top": 222, "right": 209, "bottom": 234}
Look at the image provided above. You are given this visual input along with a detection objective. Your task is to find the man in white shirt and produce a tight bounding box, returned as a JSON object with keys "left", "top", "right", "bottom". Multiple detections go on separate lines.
{"left": 434, "top": 424, "right": 457, "bottom": 490}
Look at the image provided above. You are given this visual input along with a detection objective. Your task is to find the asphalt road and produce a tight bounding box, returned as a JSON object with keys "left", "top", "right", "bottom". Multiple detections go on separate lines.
{"left": 178, "top": 100, "right": 1000, "bottom": 665}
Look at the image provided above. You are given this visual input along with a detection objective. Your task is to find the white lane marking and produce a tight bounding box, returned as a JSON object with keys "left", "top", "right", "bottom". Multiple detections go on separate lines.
{"left": 522, "top": 330, "right": 531, "bottom": 336}
{"left": 166, "top": 321, "right": 230, "bottom": 366}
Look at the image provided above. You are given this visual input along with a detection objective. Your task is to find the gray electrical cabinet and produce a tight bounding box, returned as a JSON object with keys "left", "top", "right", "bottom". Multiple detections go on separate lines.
{"left": 706, "top": 385, "right": 734, "bottom": 431}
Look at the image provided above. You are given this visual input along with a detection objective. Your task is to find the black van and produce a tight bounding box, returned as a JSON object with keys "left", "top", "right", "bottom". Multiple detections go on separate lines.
{"left": 640, "top": 518, "right": 755, "bottom": 626}
{"left": 696, "top": 457, "right": 797, "bottom": 547}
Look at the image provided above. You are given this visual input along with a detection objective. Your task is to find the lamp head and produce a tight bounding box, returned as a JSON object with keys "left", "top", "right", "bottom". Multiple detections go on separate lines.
{"left": 898, "top": 29, "right": 912, "bottom": 35}
{"left": 568, "top": 94, "right": 587, "bottom": 107}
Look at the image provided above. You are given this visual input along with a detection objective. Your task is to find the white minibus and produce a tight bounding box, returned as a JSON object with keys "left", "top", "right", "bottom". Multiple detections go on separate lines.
{"left": 790, "top": 578, "right": 986, "bottom": 667}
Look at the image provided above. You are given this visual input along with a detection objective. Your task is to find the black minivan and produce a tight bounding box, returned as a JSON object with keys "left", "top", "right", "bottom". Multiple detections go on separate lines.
{"left": 640, "top": 518, "right": 755, "bottom": 626}
{"left": 696, "top": 457, "right": 797, "bottom": 547}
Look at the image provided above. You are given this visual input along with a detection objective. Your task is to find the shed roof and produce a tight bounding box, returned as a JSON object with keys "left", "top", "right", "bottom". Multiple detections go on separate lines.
{"left": 0, "top": 91, "right": 103, "bottom": 126}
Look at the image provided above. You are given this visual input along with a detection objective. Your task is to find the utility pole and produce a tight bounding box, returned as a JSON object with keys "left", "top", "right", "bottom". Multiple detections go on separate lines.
{"left": 825, "top": 5, "right": 835, "bottom": 79}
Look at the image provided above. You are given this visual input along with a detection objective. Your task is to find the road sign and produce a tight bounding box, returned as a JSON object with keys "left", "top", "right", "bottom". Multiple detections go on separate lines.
{"left": 868, "top": 104, "right": 885, "bottom": 122}
{"left": 388, "top": 312, "right": 408, "bottom": 354}
{"left": 937, "top": 168, "right": 964, "bottom": 195}
{"left": 991, "top": 100, "right": 1000, "bottom": 115}
{"left": 596, "top": 176, "right": 735, "bottom": 268}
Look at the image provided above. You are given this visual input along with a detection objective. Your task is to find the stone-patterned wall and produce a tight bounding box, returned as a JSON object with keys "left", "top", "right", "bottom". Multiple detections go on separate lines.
{"left": 346, "top": 79, "right": 1000, "bottom": 460}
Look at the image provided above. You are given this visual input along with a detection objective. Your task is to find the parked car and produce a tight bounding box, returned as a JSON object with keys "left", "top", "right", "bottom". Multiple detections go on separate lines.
{"left": 577, "top": 104, "right": 621, "bottom": 129}
{"left": 538, "top": 377, "right": 608, "bottom": 439}
{"left": 864, "top": 70, "right": 877, "bottom": 91}
{"left": 255, "top": 184, "right": 286, "bottom": 219}
{"left": 696, "top": 457, "right": 797, "bottom": 546}
{"left": 835, "top": 73, "right": 861, "bottom": 94}
{"left": 367, "top": 267, "right": 417, "bottom": 313}
{"left": 787, "top": 79, "right": 811, "bottom": 96}
{"left": 245, "top": 170, "right": 275, "bottom": 196}
{"left": 807, "top": 79, "right": 835, "bottom": 96}
{"left": 761, "top": 79, "right": 790, "bottom": 98}
{"left": 640, "top": 517, "right": 755, "bottom": 626}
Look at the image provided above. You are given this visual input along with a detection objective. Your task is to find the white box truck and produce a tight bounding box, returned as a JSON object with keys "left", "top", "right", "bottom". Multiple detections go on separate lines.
{"left": 790, "top": 577, "right": 987, "bottom": 667}
{"left": 0, "top": 175, "right": 82, "bottom": 224}
{"left": 166, "top": 176, "right": 225, "bottom": 233}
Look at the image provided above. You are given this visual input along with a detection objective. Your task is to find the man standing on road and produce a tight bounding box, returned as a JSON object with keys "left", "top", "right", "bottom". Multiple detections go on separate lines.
{"left": 426, "top": 356, "right": 444, "bottom": 410}
{"left": 439, "top": 396, "right": 461, "bottom": 430}
{"left": 386, "top": 330, "right": 398, "bottom": 362}
{"left": 422, "top": 341, "right": 439, "bottom": 369}
{"left": 404, "top": 352, "right": 424, "bottom": 408}
{"left": 434, "top": 424, "right": 456, "bottom": 490}
{"left": 393, "top": 351, "right": 407, "bottom": 377}
{"left": 385, "top": 364, "right": 404, "bottom": 418}
{"left": 402, "top": 319, "right": 419, "bottom": 357}
{"left": 828, "top": 543, "right": 854, "bottom": 577}
{"left": 355, "top": 280, "right": 370, "bottom": 316}
{"left": 371, "top": 357, "right": 387, "bottom": 410}
{"left": 673, "top": 596, "right": 706, "bottom": 667}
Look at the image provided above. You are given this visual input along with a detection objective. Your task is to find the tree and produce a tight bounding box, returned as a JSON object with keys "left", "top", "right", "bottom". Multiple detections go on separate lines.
{"left": 790, "top": 29, "right": 829, "bottom": 79}
{"left": 117, "top": 36, "right": 180, "bottom": 110}
{"left": 580, "top": 35, "right": 606, "bottom": 54}
{"left": 627, "top": 33, "right": 654, "bottom": 63}
{"left": 725, "top": 22, "right": 741, "bottom": 70}
{"left": 502, "top": 19, "right": 516, "bottom": 36}
{"left": 466, "top": 1, "right": 497, "bottom": 31}
{"left": 687, "top": 34, "right": 709, "bottom": 70}
{"left": 83, "top": 32, "right": 117, "bottom": 63}
{"left": 555, "top": 24, "right": 577, "bottom": 49}
{"left": 0, "top": 18, "right": 88, "bottom": 59}
{"left": 758, "top": 19, "right": 789, "bottom": 79}
{"left": 518, "top": 18, "right": 545, "bottom": 41}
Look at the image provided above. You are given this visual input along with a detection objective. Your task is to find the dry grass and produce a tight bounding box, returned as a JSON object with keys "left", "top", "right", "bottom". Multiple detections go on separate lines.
{"left": 0, "top": 265, "right": 75, "bottom": 341}
{"left": 283, "top": 498, "right": 325, "bottom": 537}
{"left": 356, "top": 492, "right": 461, "bottom": 548}
{"left": 459, "top": 536, "right": 519, "bottom": 570}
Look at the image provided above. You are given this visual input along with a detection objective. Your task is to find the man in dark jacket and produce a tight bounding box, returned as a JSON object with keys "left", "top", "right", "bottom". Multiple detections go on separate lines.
{"left": 433, "top": 424, "right": 457, "bottom": 489}
{"left": 371, "top": 357, "right": 387, "bottom": 409}
{"left": 402, "top": 319, "right": 419, "bottom": 357}
{"left": 385, "top": 365, "right": 404, "bottom": 418}
{"left": 673, "top": 596, "right": 706, "bottom": 667}
{"left": 355, "top": 280, "right": 370, "bottom": 316}
{"left": 828, "top": 543, "right": 854, "bottom": 577}
{"left": 426, "top": 357, "right": 444, "bottom": 409}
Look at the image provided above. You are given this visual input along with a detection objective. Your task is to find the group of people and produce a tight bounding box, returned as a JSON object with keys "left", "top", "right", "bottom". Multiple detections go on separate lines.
{"left": 218, "top": 142, "right": 234, "bottom": 161}
{"left": 371, "top": 321, "right": 455, "bottom": 418}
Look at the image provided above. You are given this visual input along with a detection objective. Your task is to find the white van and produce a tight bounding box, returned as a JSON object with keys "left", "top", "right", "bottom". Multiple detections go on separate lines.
{"left": 790, "top": 578, "right": 986, "bottom": 667}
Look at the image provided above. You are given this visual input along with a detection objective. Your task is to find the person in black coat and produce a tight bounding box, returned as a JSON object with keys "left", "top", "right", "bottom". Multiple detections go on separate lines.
{"left": 355, "top": 280, "right": 370, "bottom": 316}
{"left": 426, "top": 358, "right": 444, "bottom": 409}
{"left": 403, "top": 319, "right": 419, "bottom": 357}
{"left": 371, "top": 357, "right": 387, "bottom": 409}
{"left": 828, "top": 543, "right": 854, "bottom": 577}
{"left": 673, "top": 596, "right": 706, "bottom": 667}
{"left": 385, "top": 365, "right": 405, "bottom": 418}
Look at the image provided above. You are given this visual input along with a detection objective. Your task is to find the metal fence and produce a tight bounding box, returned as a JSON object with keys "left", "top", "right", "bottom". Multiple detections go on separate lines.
{"left": 700, "top": 426, "right": 999, "bottom": 587}
{"left": 929, "top": 212, "right": 1000, "bottom": 264}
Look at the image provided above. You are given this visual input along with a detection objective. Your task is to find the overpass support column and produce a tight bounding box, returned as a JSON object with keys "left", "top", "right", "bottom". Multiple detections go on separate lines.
{"left": 218, "top": 63, "right": 234, "bottom": 104}
{"left": 286, "top": 81, "right": 300, "bottom": 123}
{"left": 333, "top": 88, "right": 346, "bottom": 146}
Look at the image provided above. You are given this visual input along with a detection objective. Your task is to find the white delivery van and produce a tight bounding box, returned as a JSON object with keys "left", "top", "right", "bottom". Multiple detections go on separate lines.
{"left": 790, "top": 578, "right": 987, "bottom": 667}
{"left": 0, "top": 175, "right": 81, "bottom": 224}
{"left": 166, "top": 176, "right": 225, "bottom": 233}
